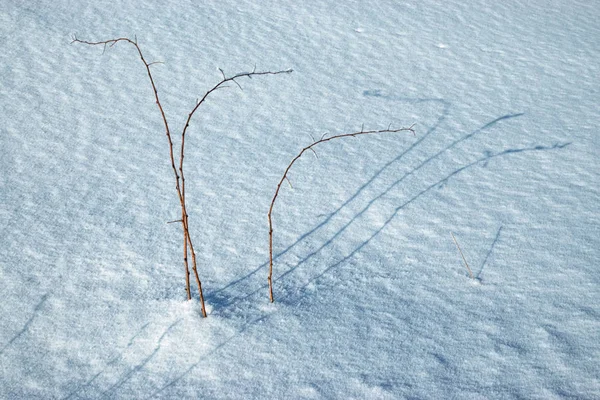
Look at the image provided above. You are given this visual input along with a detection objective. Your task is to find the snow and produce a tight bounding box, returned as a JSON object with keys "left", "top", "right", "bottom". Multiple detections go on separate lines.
{"left": 1, "top": 0, "right": 599, "bottom": 398}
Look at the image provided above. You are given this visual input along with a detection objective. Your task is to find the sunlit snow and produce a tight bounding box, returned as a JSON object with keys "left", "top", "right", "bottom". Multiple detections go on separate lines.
{"left": 1, "top": 1, "right": 598, "bottom": 398}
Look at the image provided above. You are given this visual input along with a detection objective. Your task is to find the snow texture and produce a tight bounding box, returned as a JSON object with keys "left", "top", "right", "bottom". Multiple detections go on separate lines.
{"left": 1, "top": 0, "right": 599, "bottom": 398}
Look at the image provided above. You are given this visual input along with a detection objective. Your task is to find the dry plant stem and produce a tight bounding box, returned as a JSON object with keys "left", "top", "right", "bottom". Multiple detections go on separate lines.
{"left": 183, "top": 212, "right": 207, "bottom": 315}
{"left": 451, "top": 232, "right": 474, "bottom": 279}
{"left": 267, "top": 125, "right": 416, "bottom": 302}
{"left": 179, "top": 68, "right": 293, "bottom": 195}
{"left": 183, "top": 221, "right": 191, "bottom": 300}
{"left": 72, "top": 37, "right": 206, "bottom": 315}
{"left": 178, "top": 68, "right": 291, "bottom": 313}
{"left": 73, "top": 36, "right": 292, "bottom": 316}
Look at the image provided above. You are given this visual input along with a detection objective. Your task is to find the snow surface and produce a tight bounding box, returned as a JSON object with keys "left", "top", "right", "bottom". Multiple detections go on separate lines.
{"left": 1, "top": 0, "right": 599, "bottom": 398}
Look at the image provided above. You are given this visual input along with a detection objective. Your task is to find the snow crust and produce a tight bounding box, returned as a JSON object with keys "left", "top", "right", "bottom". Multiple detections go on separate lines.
{"left": 1, "top": 0, "right": 599, "bottom": 398}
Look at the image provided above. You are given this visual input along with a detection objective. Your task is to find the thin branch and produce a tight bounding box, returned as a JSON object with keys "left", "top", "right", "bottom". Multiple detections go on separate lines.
{"left": 177, "top": 67, "right": 291, "bottom": 314}
{"left": 74, "top": 36, "right": 292, "bottom": 316}
{"left": 73, "top": 37, "right": 205, "bottom": 315}
{"left": 267, "top": 124, "right": 416, "bottom": 302}
{"left": 179, "top": 66, "right": 293, "bottom": 224}
{"left": 180, "top": 68, "right": 293, "bottom": 150}
{"left": 451, "top": 232, "right": 474, "bottom": 279}
{"left": 72, "top": 38, "right": 180, "bottom": 201}
{"left": 183, "top": 228, "right": 191, "bottom": 300}
{"left": 231, "top": 78, "right": 243, "bottom": 91}
{"left": 184, "top": 68, "right": 293, "bottom": 143}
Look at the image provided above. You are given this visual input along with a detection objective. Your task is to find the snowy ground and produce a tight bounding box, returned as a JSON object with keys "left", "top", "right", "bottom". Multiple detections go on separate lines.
{"left": 1, "top": 0, "right": 599, "bottom": 398}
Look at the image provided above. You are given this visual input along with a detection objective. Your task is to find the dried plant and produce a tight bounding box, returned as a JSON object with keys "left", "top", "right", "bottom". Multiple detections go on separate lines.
{"left": 267, "top": 125, "right": 416, "bottom": 302}
{"left": 73, "top": 36, "right": 292, "bottom": 316}
{"left": 451, "top": 232, "right": 474, "bottom": 279}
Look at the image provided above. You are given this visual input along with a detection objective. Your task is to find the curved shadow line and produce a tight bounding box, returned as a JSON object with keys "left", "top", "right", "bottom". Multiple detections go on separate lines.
{"left": 62, "top": 322, "right": 152, "bottom": 400}
{"left": 211, "top": 113, "right": 524, "bottom": 306}
{"left": 0, "top": 294, "right": 48, "bottom": 357}
{"left": 275, "top": 113, "right": 525, "bottom": 284}
{"left": 100, "top": 319, "right": 182, "bottom": 399}
{"left": 143, "top": 314, "right": 270, "bottom": 399}
{"left": 209, "top": 97, "right": 451, "bottom": 300}
{"left": 234, "top": 142, "right": 569, "bottom": 306}
{"left": 286, "top": 142, "right": 571, "bottom": 300}
{"left": 143, "top": 147, "right": 571, "bottom": 399}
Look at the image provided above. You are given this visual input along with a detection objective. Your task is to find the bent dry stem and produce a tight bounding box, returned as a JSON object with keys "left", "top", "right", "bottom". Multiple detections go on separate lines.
{"left": 73, "top": 36, "right": 292, "bottom": 317}
{"left": 268, "top": 125, "right": 415, "bottom": 302}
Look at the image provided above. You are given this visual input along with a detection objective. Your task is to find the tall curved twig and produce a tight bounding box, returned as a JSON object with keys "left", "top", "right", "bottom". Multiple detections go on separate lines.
{"left": 71, "top": 36, "right": 200, "bottom": 310}
{"left": 267, "top": 125, "right": 416, "bottom": 302}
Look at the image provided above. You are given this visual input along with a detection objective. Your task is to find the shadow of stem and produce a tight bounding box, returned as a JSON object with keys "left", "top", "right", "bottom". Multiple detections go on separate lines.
{"left": 209, "top": 97, "right": 451, "bottom": 305}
